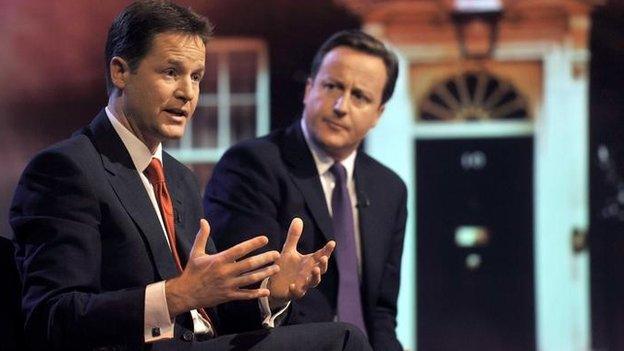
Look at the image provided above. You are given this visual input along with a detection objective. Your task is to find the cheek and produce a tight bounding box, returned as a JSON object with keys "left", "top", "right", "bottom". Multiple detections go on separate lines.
{"left": 140, "top": 90, "right": 159, "bottom": 109}
{"left": 355, "top": 116, "right": 378, "bottom": 135}
{"left": 189, "top": 99, "right": 198, "bottom": 112}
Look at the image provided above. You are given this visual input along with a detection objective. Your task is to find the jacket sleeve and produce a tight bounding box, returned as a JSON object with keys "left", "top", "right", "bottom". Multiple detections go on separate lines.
{"left": 10, "top": 149, "right": 144, "bottom": 350}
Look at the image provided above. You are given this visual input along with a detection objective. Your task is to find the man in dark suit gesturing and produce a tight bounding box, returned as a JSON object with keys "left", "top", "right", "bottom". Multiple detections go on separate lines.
{"left": 204, "top": 30, "right": 407, "bottom": 350}
{"left": 9, "top": 2, "right": 370, "bottom": 350}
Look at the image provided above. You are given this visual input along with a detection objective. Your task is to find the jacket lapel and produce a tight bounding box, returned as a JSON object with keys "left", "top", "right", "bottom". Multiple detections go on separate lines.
{"left": 86, "top": 111, "right": 179, "bottom": 280}
{"left": 162, "top": 153, "right": 193, "bottom": 267}
{"left": 354, "top": 155, "right": 385, "bottom": 311}
{"left": 282, "top": 122, "right": 334, "bottom": 241}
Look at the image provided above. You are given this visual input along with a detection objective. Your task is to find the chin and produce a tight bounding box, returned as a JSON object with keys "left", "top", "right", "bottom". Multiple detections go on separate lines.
{"left": 319, "top": 142, "right": 348, "bottom": 156}
{"left": 161, "top": 127, "right": 186, "bottom": 139}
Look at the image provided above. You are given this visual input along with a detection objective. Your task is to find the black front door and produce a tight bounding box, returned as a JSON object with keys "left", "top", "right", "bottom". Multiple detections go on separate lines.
{"left": 417, "top": 137, "right": 535, "bottom": 351}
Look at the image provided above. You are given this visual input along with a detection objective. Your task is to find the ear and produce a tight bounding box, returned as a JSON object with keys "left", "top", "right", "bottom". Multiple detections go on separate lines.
{"left": 110, "top": 56, "right": 131, "bottom": 91}
{"left": 303, "top": 78, "right": 313, "bottom": 103}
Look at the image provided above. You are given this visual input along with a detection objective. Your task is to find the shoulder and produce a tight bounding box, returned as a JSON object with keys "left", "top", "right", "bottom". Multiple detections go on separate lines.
{"left": 216, "top": 129, "right": 289, "bottom": 172}
{"left": 23, "top": 133, "right": 98, "bottom": 176}
{"left": 225, "top": 130, "right": 284, "bottom": 160}
{"left": 357, "top": 152, "right": 407, "bottom": 194}
{"left": 12, "top": 133, "right": 102, "bottom": 220}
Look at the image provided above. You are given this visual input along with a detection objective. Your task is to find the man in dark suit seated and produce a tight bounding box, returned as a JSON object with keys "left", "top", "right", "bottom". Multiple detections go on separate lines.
{"left": 203, "top": 30, "right": 407, "bottom": 350}
{"left": 9, "top": 1, "right": 370, "bottom": 350}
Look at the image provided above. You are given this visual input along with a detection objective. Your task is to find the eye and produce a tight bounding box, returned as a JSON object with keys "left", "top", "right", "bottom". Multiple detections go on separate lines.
{"left": 164, "top": 68, "right": 176, "bottom": 77}
{"left": 191, "top": 72, "right": 203, "bottom": 82}
{"left": 352, "top": 91, "right": 370, "bottom": 103}
{"left": 323, "top": 82, "right": 337, "bottom": 90}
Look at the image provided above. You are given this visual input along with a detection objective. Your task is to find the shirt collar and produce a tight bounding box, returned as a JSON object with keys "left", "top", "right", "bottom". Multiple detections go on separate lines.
{"left": 105, "top": 106, "right": 163, "bottom": 173}
{"left": 300, "top": 118, "right": 356, "bottom": 180}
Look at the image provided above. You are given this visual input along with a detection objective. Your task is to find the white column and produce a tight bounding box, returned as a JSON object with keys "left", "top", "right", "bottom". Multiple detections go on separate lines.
{"left": 366, "top": 50, "right": 417, "bottom": 350}
{"left": 534, "top": 44, "right": 590, "bottom": 351}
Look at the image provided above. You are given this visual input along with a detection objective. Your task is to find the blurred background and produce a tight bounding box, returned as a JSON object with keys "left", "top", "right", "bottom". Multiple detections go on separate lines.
{"left": 1, "top": 0, "right": 624, "bottom": 350}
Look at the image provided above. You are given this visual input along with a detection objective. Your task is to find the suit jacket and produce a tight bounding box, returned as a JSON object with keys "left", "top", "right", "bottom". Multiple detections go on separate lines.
{"left": 10, "top": 110, "right": 219, "bottom": 350}
{"left": 203, "top": 121, "right": 407, "bottom": 351}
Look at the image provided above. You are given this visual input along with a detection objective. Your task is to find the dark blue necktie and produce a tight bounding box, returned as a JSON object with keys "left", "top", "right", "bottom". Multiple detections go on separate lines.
{"left": 330, "top": 162, "right": 367, "bottom": 336}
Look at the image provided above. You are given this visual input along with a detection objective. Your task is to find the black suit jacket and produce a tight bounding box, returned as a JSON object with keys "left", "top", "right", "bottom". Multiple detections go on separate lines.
{"left": 203, "top": 121, "right": 407, "bottom": 351}
{"left": 10, "top": 110, "right": 219, "bottom": 350}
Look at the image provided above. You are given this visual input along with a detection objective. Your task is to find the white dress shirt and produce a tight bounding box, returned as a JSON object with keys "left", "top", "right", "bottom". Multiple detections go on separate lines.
{"left": 300, "top": 119, "right": 362, "bottom": 274}
{"left": 106, "top": 107, "right": 286, "bottom": 342}
{"left": 106, "top": 108, "right": 213, "bottom": 342}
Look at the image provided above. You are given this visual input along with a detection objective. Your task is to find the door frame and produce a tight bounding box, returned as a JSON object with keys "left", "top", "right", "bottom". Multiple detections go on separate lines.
{"left": 365, "top": 41, "right": 590, "bottom": 351}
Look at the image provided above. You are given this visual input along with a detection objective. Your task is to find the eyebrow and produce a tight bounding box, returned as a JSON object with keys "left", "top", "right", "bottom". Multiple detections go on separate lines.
{"left": 165, "top": 59, "right": 183, "bottom": 66}
{"left": 165, "top": 59, "right": 205, "bottom": 72}
{"left": 321, "top": 76, "right": 376, "bottom": 100}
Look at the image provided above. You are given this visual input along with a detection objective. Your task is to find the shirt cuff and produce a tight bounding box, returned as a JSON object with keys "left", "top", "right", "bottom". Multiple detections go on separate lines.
{"left": 144, "top": 281, "right": 175, "bottom": 342}
{"left": 259, "top": 278, "right": 290, "bottom": 328}
{"left": 190, "top": 309, "right": 214, "bottom": 336}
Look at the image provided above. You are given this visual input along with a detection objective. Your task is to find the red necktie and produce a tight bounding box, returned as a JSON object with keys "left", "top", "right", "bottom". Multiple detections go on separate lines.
{"left": 145, "top": 158, "right": 216, "bottom": 336}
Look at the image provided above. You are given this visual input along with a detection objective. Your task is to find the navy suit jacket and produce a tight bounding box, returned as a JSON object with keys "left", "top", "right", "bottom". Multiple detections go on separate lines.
{"left": 203, "top": 121, "right": 407, "bottom": 351}
{"left": 10, "top": 110, "right": 221, "bottom": 350}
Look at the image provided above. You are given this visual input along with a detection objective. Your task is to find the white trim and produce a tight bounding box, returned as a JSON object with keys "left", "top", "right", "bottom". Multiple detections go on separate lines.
{"left": 217, "top": 51, "right": 231, "bottom": 149}
{"left": 256, "top": 43, "right": 270, "bottom": 136}
{"left": 396, "top": 41, "right": 590, "bottom": 63}
{"left": 367, "top": 50, "right": 417, "bottom": 350}
{"left": 413, "top": 120, "right": 534, "bottom": 139}
{"left": 166, "top": 148, "right": 226, "bottom": 163}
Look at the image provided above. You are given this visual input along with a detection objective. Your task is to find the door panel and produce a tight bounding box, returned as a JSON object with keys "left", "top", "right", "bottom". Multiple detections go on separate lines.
{"left": 417, "top": 137, "right": 535, "bottom": 351}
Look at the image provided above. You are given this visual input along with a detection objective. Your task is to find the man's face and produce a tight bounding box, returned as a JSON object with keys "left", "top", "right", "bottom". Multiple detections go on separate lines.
{"left": 303, "top": 46, "right": 387, "bottom": 161}
{"left": 120, "top": 32, "right": 205, "bottom": 148}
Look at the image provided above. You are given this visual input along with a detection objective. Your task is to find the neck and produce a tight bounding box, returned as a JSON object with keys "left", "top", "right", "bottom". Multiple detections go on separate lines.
{"left": 107, "top": 93, "right": 159, "bottom": 153}
{"left": 320, "top": 141, "right": 358, "bottom": 163}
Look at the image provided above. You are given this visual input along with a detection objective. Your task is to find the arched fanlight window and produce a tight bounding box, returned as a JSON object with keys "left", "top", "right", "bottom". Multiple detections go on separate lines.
{"left": 420, "top": 71, "right": 529, "bottom": 121}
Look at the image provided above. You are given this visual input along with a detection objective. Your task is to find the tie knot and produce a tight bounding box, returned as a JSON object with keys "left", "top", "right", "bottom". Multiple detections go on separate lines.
{"left": 145, "top": 158, "right": 165, "bottom": 185}
{"left": 330, "top": 162, "right": 347, "bottom": 184}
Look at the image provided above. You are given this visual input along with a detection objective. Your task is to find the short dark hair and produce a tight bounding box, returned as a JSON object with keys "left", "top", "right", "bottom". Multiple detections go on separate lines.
{"left": 105, "top": 0, "right": 213, "bottom": 95}
{"left": 309, "top": 30, "right": 399, "bottom": 105}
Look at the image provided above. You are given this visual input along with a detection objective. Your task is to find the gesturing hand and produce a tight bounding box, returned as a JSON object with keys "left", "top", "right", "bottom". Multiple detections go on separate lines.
{"left": 267, "top": 218, "right": 335, "bottom": 308}
{"left": 166, "top": 219, "right": 280, "bottom": 318}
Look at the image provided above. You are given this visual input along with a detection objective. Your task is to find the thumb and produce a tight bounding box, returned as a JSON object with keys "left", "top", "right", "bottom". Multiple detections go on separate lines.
{"left": 190, "top": 219, "right": 211, "bottom": 259}
{"left": 283, "top": 217, "right": 303, "bottom": 252}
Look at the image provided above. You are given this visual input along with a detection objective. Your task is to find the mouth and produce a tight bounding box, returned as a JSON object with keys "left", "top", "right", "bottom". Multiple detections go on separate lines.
{"left": 323, "top": 118, "right": 347, "bottom": 131}
{"left": 163, "top": 108, "right": 188, "bottom": 118}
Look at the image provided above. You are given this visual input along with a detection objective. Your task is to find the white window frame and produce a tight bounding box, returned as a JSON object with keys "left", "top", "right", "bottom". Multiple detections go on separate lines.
{"left": 166, "top": 38, "right": 270, "bottom": 163}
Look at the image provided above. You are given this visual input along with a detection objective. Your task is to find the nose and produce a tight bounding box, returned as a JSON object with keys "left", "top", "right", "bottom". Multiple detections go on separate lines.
{"left": 175, "top": 76, "right": 195, "bottom": 103}
{"left": 333, "top": 94, "right": 349, "bottom": 118}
